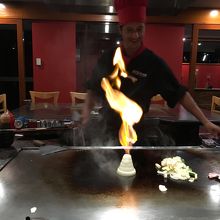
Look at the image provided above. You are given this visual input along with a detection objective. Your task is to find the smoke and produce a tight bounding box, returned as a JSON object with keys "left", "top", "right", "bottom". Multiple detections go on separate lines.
{"left": 90, "top": 149, "right": 121, "bottom": 175}
{"left": 83, "top": 115, "right": 120, "bottom": 146}
{"left": 89, "top": 149, "right": 136, "bottom": 190}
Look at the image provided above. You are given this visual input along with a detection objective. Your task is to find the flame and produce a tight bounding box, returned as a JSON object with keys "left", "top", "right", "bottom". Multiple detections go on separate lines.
{"left": 101, "top": 47, "right": 143, "bottom": 153}
{"left": 109, "top": 47, "right": 128, "bottom": 89}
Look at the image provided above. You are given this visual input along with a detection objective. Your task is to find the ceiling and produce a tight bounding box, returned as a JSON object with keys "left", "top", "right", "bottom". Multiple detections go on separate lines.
{"left": 1, "top": 0, "right": 220, "bottom": 16}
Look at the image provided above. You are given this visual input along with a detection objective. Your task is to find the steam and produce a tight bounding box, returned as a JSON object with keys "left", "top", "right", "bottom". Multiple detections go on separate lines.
{"left": 90, "top": 149, "right": 120, "bottom": 174}
{"left": 89, "top": 150, "right": 135, "bottom": 190}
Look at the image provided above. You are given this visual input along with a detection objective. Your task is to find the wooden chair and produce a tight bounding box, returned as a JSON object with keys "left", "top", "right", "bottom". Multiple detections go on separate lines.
{"left": 211, "top": 96, "right": 220, "bottom": 113}
{"left": 0, "top": 93, "right": 7, "bottom": 113}
{"left": 29, "top": 91, "right": 60, "bottom": 105}
{"left": 70, "top": 92, "right": 87, "bottom": 105}
{"left": 69, "top": 92, "right": 87, "bottom": 146}
{"left": 151, "top": 94, "right": 166, "bottom": 106}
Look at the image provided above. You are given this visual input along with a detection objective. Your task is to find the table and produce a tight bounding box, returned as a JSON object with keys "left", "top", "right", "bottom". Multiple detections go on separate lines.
{"left": 12, "top": 103, "right": 82, "bottom": 120}
{"left": 146, "top": 105, "right": 220, "bottom": 146}
{"left": 11, "top": 103, "right": 220, "bottom": 146}
{"left": 12, "top": 103, "right": 89, "bottom": 133}
{"left": 147, "top": 104, "right": 220, "bottom": 124}
{"left": 12, "top": 103, "right": 220, "bottom": 124}
{"left": 0, "top": 147, "right": 220, "bottom": 220}
{"left": 12, "top": 103, "right": 220, "bottom": 121}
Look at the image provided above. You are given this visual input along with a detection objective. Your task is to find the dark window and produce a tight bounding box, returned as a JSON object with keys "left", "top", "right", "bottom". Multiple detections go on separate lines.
{"left": 76, "top": 22, "right": 121, "bottom": 90}
{"left": 0, "top": 24, "right": 19, "bottom": 110}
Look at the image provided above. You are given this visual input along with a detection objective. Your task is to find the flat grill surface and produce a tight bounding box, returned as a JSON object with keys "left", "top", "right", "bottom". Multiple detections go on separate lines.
{"left": 0, "top": 147, "right": 220, "bottom": 220}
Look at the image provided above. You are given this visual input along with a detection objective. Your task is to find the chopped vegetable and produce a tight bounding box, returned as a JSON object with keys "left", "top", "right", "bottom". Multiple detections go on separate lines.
{"left": 155, "top": 156, "right": 198, "bottom": 182}
{"left": 208, "top": 172, "right": 220, "bottom": 179}
{"left": 159, "top": 184, "right": 167, "bottom": 192}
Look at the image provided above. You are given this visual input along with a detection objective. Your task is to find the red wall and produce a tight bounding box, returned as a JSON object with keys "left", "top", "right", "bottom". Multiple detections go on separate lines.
{"left": 77, "top": 24, "right": 185, "bottom": 91}
{"left": 181, "top": 64, "right": 189, "bottom": 86}
{"left": 31, "top": 22, "right": 186, "bottom": 100}
{"left": 181, "top": 63, "right": 220, "bottom": 88}
{"left": 144, "top": 24, "right": 184, "bottom": 81}
{"left": 32, "top": 22, "right": 76, "bottom": 103}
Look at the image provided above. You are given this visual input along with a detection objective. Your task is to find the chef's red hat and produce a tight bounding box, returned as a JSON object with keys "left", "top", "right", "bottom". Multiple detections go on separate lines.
{"left": 114, "top": 0, "right": 147, "bottom": 25}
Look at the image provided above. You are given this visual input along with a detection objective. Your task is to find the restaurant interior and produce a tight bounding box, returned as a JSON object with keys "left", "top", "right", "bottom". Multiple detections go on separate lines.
{"left": 0, "top": 0, "right": 220, "bottom": 219}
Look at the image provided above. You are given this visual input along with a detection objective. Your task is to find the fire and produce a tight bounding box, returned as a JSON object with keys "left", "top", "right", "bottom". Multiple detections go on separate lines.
{"left": 101, "top": 47, "right": 143, "bottom": 153}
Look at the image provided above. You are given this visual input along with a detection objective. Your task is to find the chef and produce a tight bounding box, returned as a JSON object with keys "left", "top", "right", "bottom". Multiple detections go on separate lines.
{"left": 82, "top": 0, "right": 220, "bottom": 146}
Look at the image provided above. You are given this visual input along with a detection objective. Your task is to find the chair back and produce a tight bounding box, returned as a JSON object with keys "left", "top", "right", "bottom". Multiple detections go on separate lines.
{"left": 151, "top": 94, "right": 166, "bottom": 106}
{"left": 70, "top": 92, "right": 87, "bottom": 105}
{"left": 211, "top": 96, "right": 220, "bottom": 113}
{"left": 0, "top": 94, "right": 7, "bottom": 113}
{"left": 29, "top": 91, "right": 60, "bottom": 105}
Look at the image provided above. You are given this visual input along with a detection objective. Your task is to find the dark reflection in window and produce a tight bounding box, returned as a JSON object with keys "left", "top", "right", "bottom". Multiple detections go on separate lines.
{"left": 23, "top": 20, "right": 33, "bottom": 99}
{"left": 0, "top": 25, "right": 17, "bottom": 76}
{"left": 76, "top": 22, "right": 121, "bottom": 90}
{"left": 182, "top": 25, "right": 192, "bottom": 63}
{"left": 197, "top": 29, "right": 220, "bottom": 63}
{"left": 0, "top": 24, "right": 19, "bottom": 110}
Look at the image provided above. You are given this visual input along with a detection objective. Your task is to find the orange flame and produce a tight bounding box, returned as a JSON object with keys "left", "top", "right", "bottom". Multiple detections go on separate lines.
{"left": 101, "top": 47, "right": 143, "bottom": 153}
{"left": 109, "top": 47, "right": 128, "bottom": 89}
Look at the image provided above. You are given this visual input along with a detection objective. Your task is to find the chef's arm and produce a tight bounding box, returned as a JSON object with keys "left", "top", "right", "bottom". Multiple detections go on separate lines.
{"left": 82, "top": 90, "right": 97, "bottom": 125}
{"left": 179, "top": 91, "right": 220, "bottom": 136}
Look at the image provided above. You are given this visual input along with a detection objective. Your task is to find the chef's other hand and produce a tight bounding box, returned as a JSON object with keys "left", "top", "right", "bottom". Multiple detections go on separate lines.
{"left": 204, "top": 121, "right": 220, "bottom": 138}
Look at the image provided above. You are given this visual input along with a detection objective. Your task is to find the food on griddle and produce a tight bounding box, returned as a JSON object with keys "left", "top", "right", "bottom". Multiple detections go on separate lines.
{"left": 155, "top": 156, "right": 198, "bottom": 182}
{"left": 208, "top": 172, "right": 220, "bottom": 180}
{"left": 159, "top": 184, "right": 167, "bottom": 192}
{"left": 201, "top": 138, "right": 216, "bottom": 148}
{"left": 117, "top": 153, "right": 136, "bottom": 176}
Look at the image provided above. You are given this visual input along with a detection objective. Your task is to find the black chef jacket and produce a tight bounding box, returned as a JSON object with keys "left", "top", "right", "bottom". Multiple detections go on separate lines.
{"left": 86, "top": 47, "right": 187, "bottom": 146}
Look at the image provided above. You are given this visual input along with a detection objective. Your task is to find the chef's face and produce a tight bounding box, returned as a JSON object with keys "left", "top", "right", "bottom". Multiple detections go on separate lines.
{"left": 120, "top": 22, "right": 145, "bottom": 54}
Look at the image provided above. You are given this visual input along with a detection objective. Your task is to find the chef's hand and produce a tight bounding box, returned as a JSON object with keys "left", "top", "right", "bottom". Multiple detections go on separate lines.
{"left": 204, "top": 121, "right": 220, "bottom": 137}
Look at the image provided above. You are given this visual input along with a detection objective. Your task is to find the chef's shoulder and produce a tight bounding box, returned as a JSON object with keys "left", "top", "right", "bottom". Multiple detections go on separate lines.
{"left": 96, "top": 47, "right": 116, "bottom": 68}
{"left": 86, "top": 47, "right": 116, "bottom": 91}
{"left": 142, "top": 48, "right": 169, "bottom": 69}
{"left": 91, "top": 47, "right": 116, "bottom": 81}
